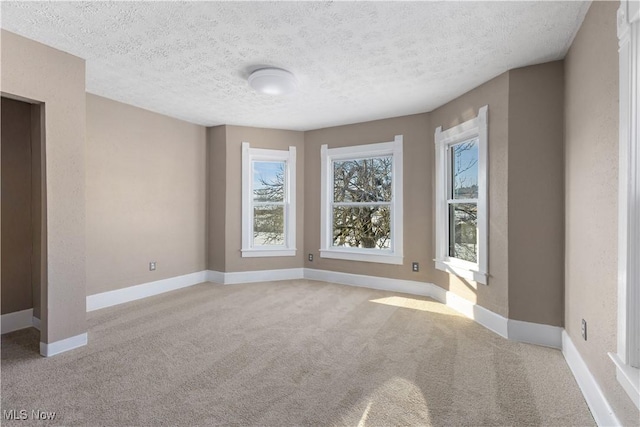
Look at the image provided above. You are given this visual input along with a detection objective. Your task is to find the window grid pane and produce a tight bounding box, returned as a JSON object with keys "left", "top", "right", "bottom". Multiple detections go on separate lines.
{"left": 332, "top": 205, "right": 391, "bottom": 249}
{"left": 253, "top": 161, "right": 285, "bottom": 202}
{"left": 333, "top": 157, "right": 392, "bottom": 203}
{"left": 450, "top": 138, "right": 479, "bottom": 200}
{"left": 253, "top": 205, "right": 285, "bottom": 246}
{"left": 448, "top": 202, "right": 478, "bottom": 263}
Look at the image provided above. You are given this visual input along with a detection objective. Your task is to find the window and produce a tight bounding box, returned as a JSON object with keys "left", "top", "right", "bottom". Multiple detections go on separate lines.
{"left": 320, "top": 136, "right": 403, "bottom": 264}
{"left": 434, "top": 106, "right": 488, "bottom": 284}
{"left": 241, "top": 142, "right": 296, "bottom": 257}
{"left": 610, "top": 0, "right": 639, "bottom": 410}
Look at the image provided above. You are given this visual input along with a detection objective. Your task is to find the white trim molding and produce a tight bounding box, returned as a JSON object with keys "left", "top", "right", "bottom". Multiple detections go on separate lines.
{"left": 615, "top": 0, "right": 640, "bottom": 410}
{"left": 241, "top": 142, "right": 297, "bottom": 258}
{"left": 303, "top": 268, "right": 560, "bottom": 348}
{"left": 434, "top": 106, "right": 489, "bottom": 285}
{"left": 40, "top": 333, "right": 88, "bottom": 357}
{"left": 1, "top": 308, "right": 35, "bottom": 334}
{"left": 320, "top": 136, "right": 404, "bottom": 265}
{"left": 563, "top": 332, "right": 621, "bottom": 427}
{"left": 87, "top": 270, "right": 209, "bottom": 312}
{"left": 207, "top": 268, "right": 304, "bottom": 285}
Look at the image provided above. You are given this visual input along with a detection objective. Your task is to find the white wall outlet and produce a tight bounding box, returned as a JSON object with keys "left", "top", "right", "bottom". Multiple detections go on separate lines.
{"left": 581, "top": 319, "right": 587, "bottom": 340}
{"left": 149, "top": 261, "right": 156, "bottom": 271}
{"left": 412, "top": 262, "right": 419, "bottom": 272}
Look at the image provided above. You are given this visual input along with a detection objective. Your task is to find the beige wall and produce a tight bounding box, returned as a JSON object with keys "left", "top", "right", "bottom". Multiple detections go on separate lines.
{"left": 429, "top": 74, "right": 511, "bottom": 317}
{"left": 565, "top": 1, "right": 638, "bottom": 424}
{"left": 207, "top": 126, "right": 227, "bottom": 272}
{"left": 508, "top": 62, "right": 565, "bottom": 326}
{"left": 221, "top": 125, "right": 305, "bottom": 272}
{"left": 1, "top": 30, "right": 86, "bottom": 343}
{"left": 86, "top": 94, "right": 207, "bottom": 295}
{"left": 1, "top": 97, "right": 33, "bottom": 315}
{"left": 303, "top": 113, "right": 431, "bottom": 283}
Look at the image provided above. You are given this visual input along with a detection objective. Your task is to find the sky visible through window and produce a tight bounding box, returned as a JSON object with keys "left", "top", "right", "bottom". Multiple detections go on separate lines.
{"left": 452, "top": 138, "right": 479, "bottom": 199}
{"left": 253, "top": 161, "right": 284, "bottom": 202}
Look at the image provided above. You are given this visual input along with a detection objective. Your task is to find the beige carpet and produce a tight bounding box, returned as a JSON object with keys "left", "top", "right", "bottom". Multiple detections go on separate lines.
{"left": 2, "top": 279, "right": 594, "bottom": 426}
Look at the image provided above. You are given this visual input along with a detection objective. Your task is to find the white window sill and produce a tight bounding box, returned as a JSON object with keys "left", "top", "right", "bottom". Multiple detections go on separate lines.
{"left": 435, "top": 259, "right": 487, "bottom": 285}
{"left": 320, "top": 249, "right": 403, "bottom": 265}
{"left": 609, "top": 353, "right": 640, "bottom": 410}
{"left": 241, "top": 248, "right": 296, "bottom": 258}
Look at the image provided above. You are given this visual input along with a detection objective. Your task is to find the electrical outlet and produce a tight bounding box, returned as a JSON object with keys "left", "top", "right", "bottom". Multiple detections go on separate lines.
{"left": 149, "top": 261, "right": 156, "bottom": 271}
{"left": 412, "top": 262, "right": 419, "bottom": 272}
{"left": 581, "top": 319, "right": 587, "bottom": 340}
{"left": 308, "top": 253, "right": 313, "bottom": 262}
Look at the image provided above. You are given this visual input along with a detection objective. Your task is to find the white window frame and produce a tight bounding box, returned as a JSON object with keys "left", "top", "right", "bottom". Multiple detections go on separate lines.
{"left": 320, "top": 135, "right": 403, "bottom": 265}
{"left": 434, "top": 105, "right": 488, "bottom": 284}
{"left": 609, "top": 0, "right": 640, "bottom": 410}
{"left": 241, "top": 142, "right": 296, "bottom": 257}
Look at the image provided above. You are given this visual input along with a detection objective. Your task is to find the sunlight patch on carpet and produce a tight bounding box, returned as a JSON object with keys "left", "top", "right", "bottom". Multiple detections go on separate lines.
{"left": 369, "top": 296, "right": 454, "bottom": 315}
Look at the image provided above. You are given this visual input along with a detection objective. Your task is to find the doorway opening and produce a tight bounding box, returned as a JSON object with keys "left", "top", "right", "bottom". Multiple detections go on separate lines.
{"left": 1, "top": 95, "right": 46, "bottom": 346}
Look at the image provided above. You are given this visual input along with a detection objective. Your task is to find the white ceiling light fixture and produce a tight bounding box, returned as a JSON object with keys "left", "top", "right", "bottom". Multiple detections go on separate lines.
{"left": 248, "top": 67, "right": 297, "bottom": 96}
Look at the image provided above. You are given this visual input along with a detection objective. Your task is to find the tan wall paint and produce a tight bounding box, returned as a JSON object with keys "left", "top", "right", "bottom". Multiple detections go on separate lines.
{"left": 30, "top": 103, "right": 45, "bottom": 320}
{"left": 565, "top": 2, "right": 638, "bottom": 423}
{"left": 1, "top": 30, "right": 86, "bottom": 343}
{"left": 508, "top": 62, "right": 565, "bottom": 326}
{"left": 1, "top": 97, "right": 33, "bottom": 315}
{"left": 86, "top": 94, "right": 207, "bottom": 295}
{"left": 207, "top": 125, "right": 226, "bottom": 272}
{"left": 222, "top": 125, "right": 305, "bottom": 272}
{"left": 429, "top": 74, "right": 511, "bottom": 317}
{"left": 303, "top": 113, "right": 432, "bottom": 284}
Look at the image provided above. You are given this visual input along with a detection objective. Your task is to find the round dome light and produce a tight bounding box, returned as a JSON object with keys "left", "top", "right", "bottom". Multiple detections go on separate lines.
{"left": 248, "top": 68, "right": 297, "bottom": 95}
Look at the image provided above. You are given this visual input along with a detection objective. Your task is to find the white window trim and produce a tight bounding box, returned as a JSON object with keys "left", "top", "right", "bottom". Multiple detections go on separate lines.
{"left": 434, "top": 105, "right": 488, "bottom": 285}
{"left": 609, "top": 0, "right": 640, "bottom": 410}
{"left": 241, "top": 142, "right": 296, "bottom": 257}
{"left": 320, "top": 136, "right": 403, "bottom": 265}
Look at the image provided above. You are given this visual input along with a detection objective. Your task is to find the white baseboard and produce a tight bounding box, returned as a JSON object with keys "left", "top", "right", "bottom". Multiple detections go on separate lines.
{"left": 87, "top": 270, "right": 209, "bottom": 312}
{"left": 206, "top": 270, "right": 225, "bottom": 284}
{"left": 304, "top": 268, "right": 437, "bottom": 297}
{"left": 562, "top": 331, "right": 620, "bottom": 426}
{"left": 208, "top": 268, "right": 304, "bottom": 285}
{"left": 40, "top": 332, "right": 88, "bottom": 357}
{"left": 508, "top": 319, "right": 562, "bottom": 349}
{"left": 32, "top": 316, "right": 41, "bottom": 331}
{"left": 1, "top": 308, "right": 35, "bottom": 334}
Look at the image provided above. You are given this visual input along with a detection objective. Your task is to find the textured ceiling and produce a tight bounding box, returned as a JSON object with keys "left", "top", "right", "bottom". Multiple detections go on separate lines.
{"left": 0, "top": 1, "right": 590, "bottom": 131}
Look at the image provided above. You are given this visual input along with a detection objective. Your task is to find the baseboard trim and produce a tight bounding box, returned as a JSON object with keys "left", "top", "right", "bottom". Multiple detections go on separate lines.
{"left": 562, "top": 331, "right": 620, "bottom": 426}
{"left": 508, "top": 319, "right": 563, "bottom": 349}
{"left": 32, "top": 316, "right": 41, "bottom": 331}
{"left": 1, "top": 308, "right": 35, "bottom": 334}
{"left": 208, "top": 268, "right": 305, "bottom": 285}
{"left": 40, "top": 333, "right": 88, "bottom": 357}
{"left": 87, "top": 270, "right": 209, "bottom": 312}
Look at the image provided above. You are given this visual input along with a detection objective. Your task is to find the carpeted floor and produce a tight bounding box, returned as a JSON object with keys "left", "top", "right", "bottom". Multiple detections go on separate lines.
{"left": 1, "top": 279, "right": 594, "bottom": 426}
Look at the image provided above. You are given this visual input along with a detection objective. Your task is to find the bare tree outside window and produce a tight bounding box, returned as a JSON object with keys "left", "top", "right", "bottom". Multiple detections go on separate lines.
{"left": 252, "top": 161, "right": 285, "bottom": 245}
{"left": 332, "top": 157, "right": 392, "bottom": 249}
{"left": 449, "top": 139, "right": 479, "bottom": 262}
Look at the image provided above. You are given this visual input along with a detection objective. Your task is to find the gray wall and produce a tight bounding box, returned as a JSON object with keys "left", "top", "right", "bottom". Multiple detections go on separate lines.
{"left": 564, "top": 1, "right": 638, "bottom": 424}
{"left": 86, "top": 94, "right": 207, "bottom": 295}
